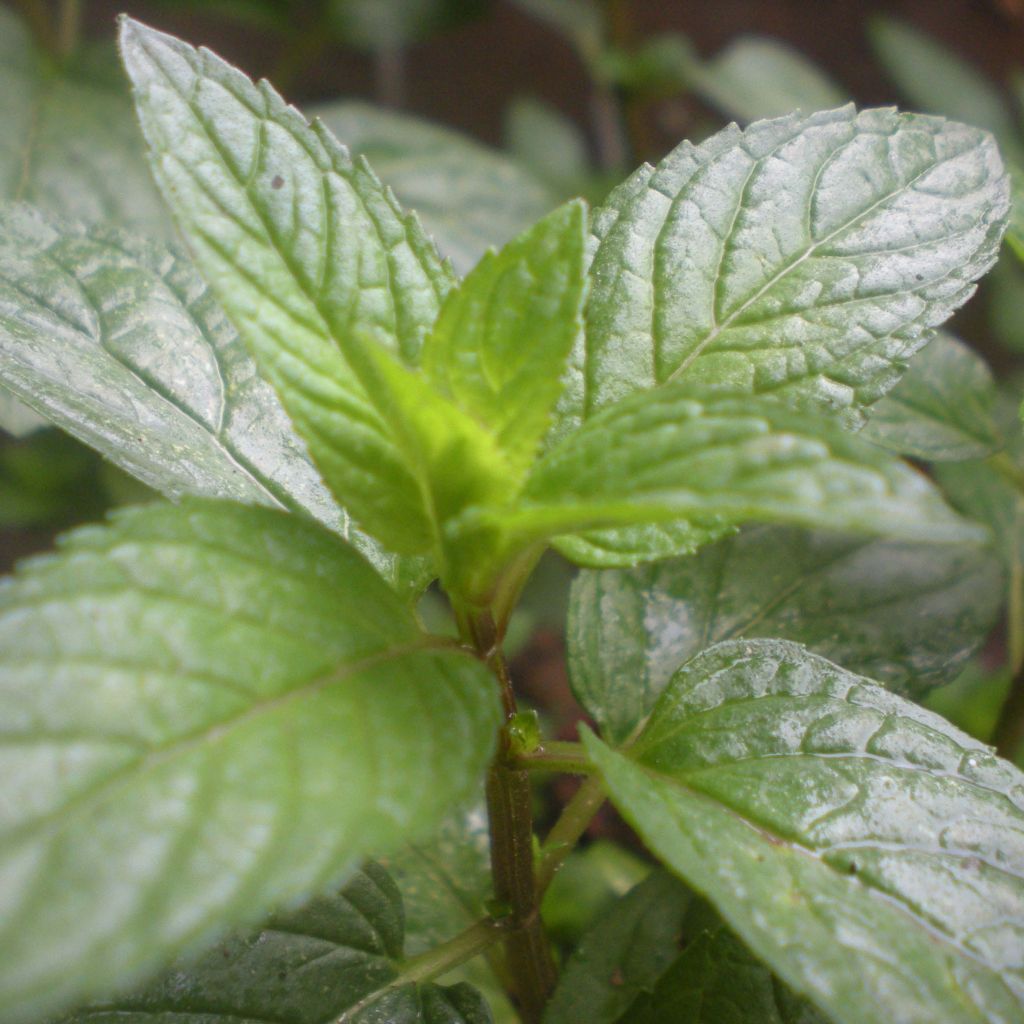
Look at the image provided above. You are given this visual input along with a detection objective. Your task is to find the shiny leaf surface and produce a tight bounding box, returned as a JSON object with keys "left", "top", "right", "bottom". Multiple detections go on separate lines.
{"left": 121, "top": 18, "right": 455, "bottom": 554}
{"left": 569, "top": 523, "right": 1002, "bottom": 744}
{"left": 0, "top": 501, "right": 499, "bottom": 1022}
{"left": 0, "top": 205, "right": 423, "bottom": 590}
{"left": 588, "top": 638, "right": 1024, "bottom": 1024}
{"left": 564, "top": 105, "right": 1007, "bottom": 436}
{"left": 62, "top": 863, "right": 493, "bottom": 1024}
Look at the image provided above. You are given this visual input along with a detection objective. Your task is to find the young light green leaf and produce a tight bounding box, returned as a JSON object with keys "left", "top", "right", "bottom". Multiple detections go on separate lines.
{"left": 120, "top": 18, "right": 456, "bottom": 555}
{"left": 61, "top": 863, "right": 493, "bottom": 1024}
{"left": 620, "top": 922, "right": 828, "bottom": 1024}
{"left": 868, "top": 17, "right": 1024, "bottom": 163}
{"left": 566, "top": 105, "right": 1008, "bottom": 436}
{"left": 587, "top": 638, "right": 1024, "bottom": 1024}
{"left": 423, "top": 200, "right": 587, "bottom": 477}
{"left": 315, "top": 101, "right": 560, "bottom": 275}
{"left": 543, "top": 871, "right": 689, "bottom": 1024}
{"left": 689, "top": 36, "right": 846, "bottom": 124}
{"left": 859, "top": 332, "right": 1001, "bottom": 461}
{"left": 513, "top": 383, "right": 987, "bottom": 549}
{"left": 0, "top": 9, "right": 170, "bottom": 237}
{"left": 0, "top": 500, "right": 499, "bottom": 1023}
{"left": 0, "top": 205, "right": 425, "bottom": 592}
{"left": 569, "top": 523, "right": 1003, "bottom": 745}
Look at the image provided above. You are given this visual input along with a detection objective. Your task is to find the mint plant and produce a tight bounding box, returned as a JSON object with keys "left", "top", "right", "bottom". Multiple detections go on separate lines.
{"left": 0, "top": 15, "right": 1021, "bottom": 1024}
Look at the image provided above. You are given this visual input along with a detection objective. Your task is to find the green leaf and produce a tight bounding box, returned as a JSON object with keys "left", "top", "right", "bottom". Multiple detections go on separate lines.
{"left": 509, "top": 383, "right": 987, "bottom": 548}
{"left": 690, "top": 36, "right": 846, "bottom": 124}
{"left": 586, "top": 638, "right": 1024, "bottom": 1024}
{"left": 61, "top": 863, "right": 493, "bottom": 1024}
{"left": 0, "top": 10, "right": 171, "bottom": 236}
{"left": 540, "top": 839, "right": 649, "bottom": 943}
{"left": 860, "top": 332, "right": 1001, "bottom": 461}
{"left": 868, "top": 17, "right": 1024, "bottom": 164}
{"left": 504, "top": 97, "right": 591, "bottom": 195}
{"left": 383, "top": 804, "right": 518, "bottom": 1024}
{"left": 423, "top": 200, "right": 587, "bottom": 477}
{"left": 565, "top": 105, "right": 1008, "bottom": 437}
{"left": 120, "top": 18, "right": 456, "bottom": 555}
{"left": 569, "top": 523, "right": 1003, "bottom": 745}
{"left": 620, "top": 921, "right": 828, "bottom": 1024}
{"left": 315, "top": 101, "right": 560, "bottom": 275}
{"left": 543, "top": 871, "right": 689, "bottom": 1024}
{"left": 989, "top": 247, "right": 1024, "bottom": 352}
{"left": 0, "top": 500, "right": 499, "bottom": 1023}
{"left": 0, "top": 205, "right": 424, "bottom": 592}
{"left": 0, "top": 430, "right": 106, "bottom": 528}
{"left": 1008, "top": 165, "right": 1024, "bottom": 261}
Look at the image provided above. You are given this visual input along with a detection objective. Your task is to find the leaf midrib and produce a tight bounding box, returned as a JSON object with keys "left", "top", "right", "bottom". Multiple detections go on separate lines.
{"left": 663, "top": 125, "right": 979, "bottom": 387}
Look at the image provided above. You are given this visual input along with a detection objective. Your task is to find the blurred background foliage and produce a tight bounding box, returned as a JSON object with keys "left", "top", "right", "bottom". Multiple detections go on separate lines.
{"left": 2, "top": 0, "right": 1024, "bottom": 899}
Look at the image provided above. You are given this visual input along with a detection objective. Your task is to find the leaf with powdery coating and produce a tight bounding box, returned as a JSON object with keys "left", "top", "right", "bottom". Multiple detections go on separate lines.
{"left": 588, "top": 638, "right": 1024, "bottom": 1024}
{"left": 120, "top": 17, "right": 456, "bottom": 555}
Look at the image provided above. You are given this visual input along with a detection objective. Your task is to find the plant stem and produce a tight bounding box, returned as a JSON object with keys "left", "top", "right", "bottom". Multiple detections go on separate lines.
{"left": 55, "top": 0, "right": 80, "bottom": 59}
{"left": 374, "top": 44, "right": 405, "bottom": 108}
{"left": 339, "top": 918, "right": 503, "bottom": 1021}
{"left": 13, "top": 0, "right": 53, "bottom": 53}
{"left": 989, "top": 451, "right": 1024, "bottom": 495}
{"left": 993, "top": 663, "right": 1024, "bottom": 760}
{"left": 465, "top": 609, "right": 555, "bottom": 1023}
{"left": 534, "top": 774, "right": 607, "bottom": 894}
{"left": 515, "top": 740, "right": 594, "bottom": 774}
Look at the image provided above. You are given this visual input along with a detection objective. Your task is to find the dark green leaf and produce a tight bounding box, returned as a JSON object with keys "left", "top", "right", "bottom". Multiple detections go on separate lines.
{"left": 315, "top": 101, "right": 559, "bottom": 275}
{"left": 0, "top": 501, "right": 499, "bottom": 1022}
{"left": 690, "top": 36, "right": 845, "bottom": 124}
{"left": 587, "top": 638, "right": 1024, "bottom": 1024}
{"left": 424, "top": 200, "right": 587, "bottom": 477}
{"left": 0, "top": 10, "right": 170, "bottom": 236}
{"left": 543, "top": 871, "right": 689, "bottom": 1024}
{"left": 569, "top": 523, "right": 1002, "bottom": 744}
{"left": 383, "top": 805, "right": 517, "bottom": 1024}
{"left": 860, "top": 332, "right": 1001, "bottom": 461}
{"left": 62, "top": 863, "right": 493, "bottom": 1024}
{"left": 620, "top": 922, "right": 828, "bottom": 1024}
{"left": 120, "top": 18, "right": 456, "bottom": 555}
